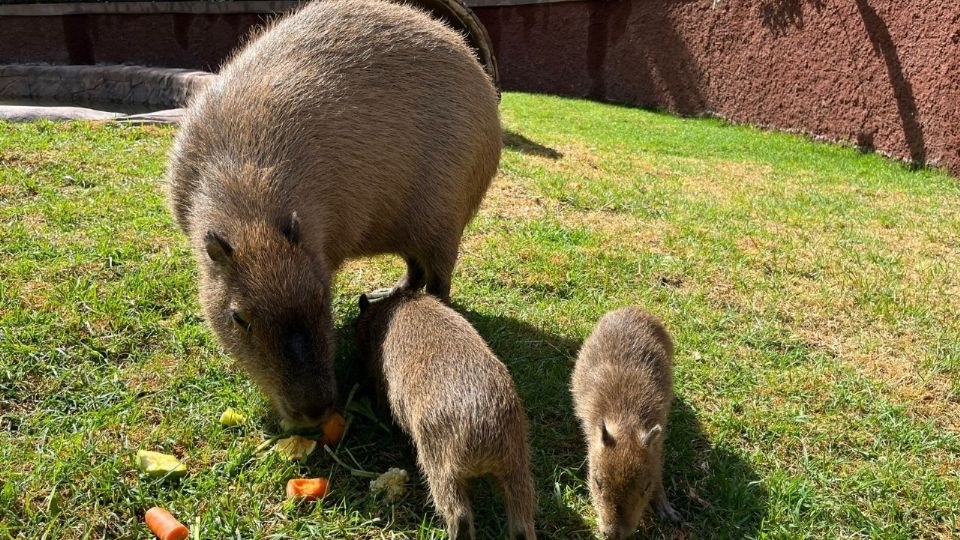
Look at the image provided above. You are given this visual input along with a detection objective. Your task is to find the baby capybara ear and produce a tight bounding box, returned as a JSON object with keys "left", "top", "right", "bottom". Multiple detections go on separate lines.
{"left": 600, "top": 418, "right": 616, "bottom": 447}
{"left": 358, "top": 293, "right": 371, "bottom": 312}
{"left": 640, "top": 424, "right": 662, "bottom": 447}
{"left": 281, "top": 211, "right": 300, "bottom": 244}
{"left": 204, "top": 230, "right": 233, "bottom": 264}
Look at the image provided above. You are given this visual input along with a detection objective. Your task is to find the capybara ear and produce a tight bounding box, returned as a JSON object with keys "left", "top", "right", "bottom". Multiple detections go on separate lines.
{"left": 358, "top": 294, "right": 371, "bottom": 312}
{"left": 204, "top": 230, "right": 233, "bottom": 264}
{"left": 640, "top": 424, "right": 662, "bottom": 447}
{"left": 282, "top": 211, "right": 300, "bottom": 244}
{"left": 600, "top": 418, "right": 616, "bottom": 447}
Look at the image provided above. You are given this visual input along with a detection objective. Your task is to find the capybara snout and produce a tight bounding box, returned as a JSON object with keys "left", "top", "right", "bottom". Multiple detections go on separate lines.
{"left": 277, "top": 328, "right": 337, "bottom": 423}
{"left": 590, "top": 421, "right": 664, "bottom": 538}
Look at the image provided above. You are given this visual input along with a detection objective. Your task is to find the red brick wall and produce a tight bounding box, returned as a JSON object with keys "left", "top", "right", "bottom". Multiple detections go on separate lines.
{"left": 476, "top": 0, "right": 960, "bottom": 173}
{"left": 1, "top": 0, "right": 957, "bottom": 173}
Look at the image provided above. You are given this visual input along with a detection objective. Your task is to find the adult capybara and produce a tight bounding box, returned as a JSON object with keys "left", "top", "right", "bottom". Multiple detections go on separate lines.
{"left": 356, "top": 292, "right": 536, "bottom": 540}
{"left": 571, "top": 307, "right": 679, "bottom": 539}
{"left": 166, "top": 0, "right": 501, "bottom": 426}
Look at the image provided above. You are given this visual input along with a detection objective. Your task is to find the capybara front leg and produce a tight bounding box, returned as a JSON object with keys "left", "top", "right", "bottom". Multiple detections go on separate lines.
{"left": 651, "top": 480, "right": 680, "bottom": 522}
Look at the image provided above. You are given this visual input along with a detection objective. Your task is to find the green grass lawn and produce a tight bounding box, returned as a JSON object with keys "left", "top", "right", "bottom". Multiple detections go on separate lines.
{"left": 2, "top": 93, "right": 959, "bottom": 539}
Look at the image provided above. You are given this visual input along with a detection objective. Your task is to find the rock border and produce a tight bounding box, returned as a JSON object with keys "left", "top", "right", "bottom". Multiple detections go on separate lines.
{"left": 0, "top": 64, "right": 211, "bottom": 123}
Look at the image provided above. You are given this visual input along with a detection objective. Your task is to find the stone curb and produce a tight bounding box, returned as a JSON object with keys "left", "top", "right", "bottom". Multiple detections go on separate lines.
{"left": 0, "top": 105, "right": 187, "bottom": 124}
{"left": 0, "top": 64, "right": 214, "bottom": 109}
{"left": 0, "top": 64, "right": 209, "bottom": 123}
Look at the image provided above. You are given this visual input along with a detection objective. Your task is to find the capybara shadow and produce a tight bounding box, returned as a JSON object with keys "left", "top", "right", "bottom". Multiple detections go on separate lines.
{"left": 503, "top": 130, "right": 563, "bottom": 160}
{"left": 647, "top": 398, "right": 769, "bottom": 539}
{"left": 459, "top": 308, "right": 590, "bottom": 538}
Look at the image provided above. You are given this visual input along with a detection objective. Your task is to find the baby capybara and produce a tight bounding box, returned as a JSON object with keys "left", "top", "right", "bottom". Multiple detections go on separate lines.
{"left": 166, "top": 0, "right": 500, "bottom": 427}
{"left": 356, "top": 293, "right": 536, "bottom": 540}
{"left": 571, "top": 307, "right": 679, "bottom": 539}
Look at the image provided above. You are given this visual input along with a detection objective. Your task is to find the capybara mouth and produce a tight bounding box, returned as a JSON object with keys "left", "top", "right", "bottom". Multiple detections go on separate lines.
{"left": 279, "top": 405, "right": 334, "bottom": 432}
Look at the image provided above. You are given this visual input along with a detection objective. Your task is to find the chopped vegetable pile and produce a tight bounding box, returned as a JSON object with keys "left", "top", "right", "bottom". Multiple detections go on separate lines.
{"left": 370, "top": 468, "right": 409, "bottom": 502}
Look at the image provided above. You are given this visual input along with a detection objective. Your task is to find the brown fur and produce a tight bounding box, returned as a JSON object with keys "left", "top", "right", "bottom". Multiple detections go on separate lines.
{"left": 166, "top": 0, "right": 501, "bottom": 425}
{"left": 356, "top": 293, "right": 536, "bottom": 540}
{"left": 571, "top": 307, "right": 679, "bottom": 539}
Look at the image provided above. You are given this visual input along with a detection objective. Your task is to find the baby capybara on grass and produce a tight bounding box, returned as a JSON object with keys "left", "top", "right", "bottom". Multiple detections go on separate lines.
{"left": 356, "top": 292, "right": 536, "bottom": 540}
{"left": 166, "top": 0, "right": 500, "bottom": 427}
{"left": 571, "top": 307, "right": 679, "bottom": 539}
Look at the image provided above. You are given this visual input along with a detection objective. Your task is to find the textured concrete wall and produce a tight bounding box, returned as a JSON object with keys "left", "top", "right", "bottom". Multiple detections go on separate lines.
{"left": 476, "top": 0, "right": 960, "bottom": 173}
{"left": 1, "top": 0, "right": 957, "bottom": 173}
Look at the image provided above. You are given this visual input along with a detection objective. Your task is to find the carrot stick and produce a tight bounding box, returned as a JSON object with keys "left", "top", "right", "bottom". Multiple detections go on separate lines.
{"left": 145, "top": 507, "right": 189, "bottom": 540}
{"left": 286, "top": 478, "right": 330, "bottom": 501}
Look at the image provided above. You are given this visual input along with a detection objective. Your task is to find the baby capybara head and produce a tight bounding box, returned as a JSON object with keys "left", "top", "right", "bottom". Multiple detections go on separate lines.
{"left": 198, "top": 212, "right": 336, "bottom": 428}
{"left": 354, "top": 292, "right": 404, "bottom": 364}
{"left": 588, "top": 419, "right": 663, "bottom": 539}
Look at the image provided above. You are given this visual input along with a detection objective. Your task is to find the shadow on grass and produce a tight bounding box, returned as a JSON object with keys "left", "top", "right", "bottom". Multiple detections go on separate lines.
{"left": 322, "top": 306, "right": 767, "bottom": 538}
{"left": 503, "top": 129, "right": 563, "bottom": 160}
{"left": 463, "top": 308, "right": 592, "bottom": 538}
{"left": 655, "top": 398, "right": 769, "bottom": 538}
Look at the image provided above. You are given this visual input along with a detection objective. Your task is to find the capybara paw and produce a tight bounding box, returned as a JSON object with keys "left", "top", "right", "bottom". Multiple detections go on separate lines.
{"left": 655, "top": 499, "right": 680, "bottom": 522}
{"left": 364, "top": 287, "right": 396, "bottom": 301}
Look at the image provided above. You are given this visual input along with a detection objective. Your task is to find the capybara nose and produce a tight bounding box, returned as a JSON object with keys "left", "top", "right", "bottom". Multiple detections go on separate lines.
{"left": 297, "top": 402, "right": 333, "bottom": 424}
{"left": 283, "top": 401, "right": 332, "bottom": 427}
{"left": 279, "top": 400, "right": 328, "bottom": 429}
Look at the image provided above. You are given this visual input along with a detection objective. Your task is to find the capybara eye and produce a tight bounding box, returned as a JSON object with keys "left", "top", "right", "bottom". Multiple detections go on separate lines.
{"left": 594, "top": 477, "right": 603, "bottom": 492}
{"left": 231, "top": 310, "right": 251, "bottom": 332}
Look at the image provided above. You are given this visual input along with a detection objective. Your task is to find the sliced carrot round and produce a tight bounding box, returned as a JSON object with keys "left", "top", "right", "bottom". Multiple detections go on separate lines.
{"left": 286, "top": 477, "right": 330, "bottom": 501}
{"left": 145, "top": 507, "right": 189, "bottom": 540}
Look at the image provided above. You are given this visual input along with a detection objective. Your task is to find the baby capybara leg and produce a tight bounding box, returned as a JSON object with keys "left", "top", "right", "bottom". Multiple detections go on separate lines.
{"left": 427, "top": 473, "right": 474, "bottom": 540}
{"left": 651, "top": 480, "right": 680, "bottom": 522}
{"left": 498, "top": 469, "right": 537, "bottom": 540}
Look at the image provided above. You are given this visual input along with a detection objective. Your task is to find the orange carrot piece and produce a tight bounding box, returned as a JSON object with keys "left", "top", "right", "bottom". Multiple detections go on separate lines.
{"left": 145, "top": 507, "right": 189, "bottom": 540}
{"left": 319, "top": 413, "right": 346, "bottom": 445}
{"left": 286, "top": 477, "right": 330, "bottom": 501}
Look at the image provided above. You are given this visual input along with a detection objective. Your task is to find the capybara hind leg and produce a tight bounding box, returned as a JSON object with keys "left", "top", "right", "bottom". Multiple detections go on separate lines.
{"left": 428, "top": 474, "right": 474, "bottom": 540}
{"left": 397, "top": 256, "right": 427, "bottom": 292}
{"left": 366, "top": 257, "right": 427, "bottom": 300}
{"left": 424, "top": 247, "right": 458, "bottom": 302}
{"left": 497, "top": 470, "right": 537, "bottom": 540}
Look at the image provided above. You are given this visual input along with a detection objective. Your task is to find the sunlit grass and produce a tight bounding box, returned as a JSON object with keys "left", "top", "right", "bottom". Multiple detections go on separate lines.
{"left": 2, "top": 93, "right": 958, "bottom": 538}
